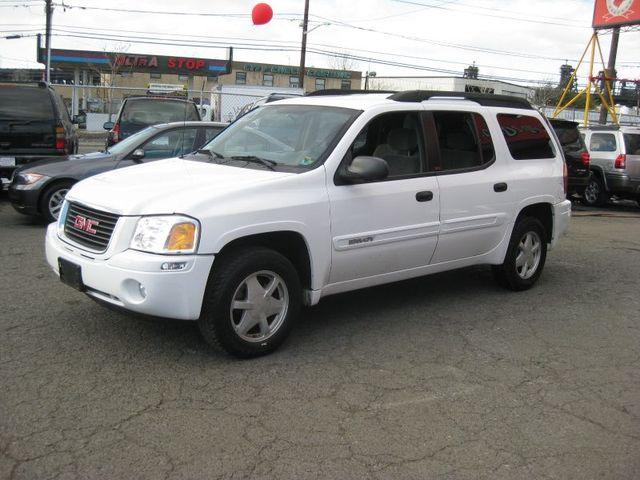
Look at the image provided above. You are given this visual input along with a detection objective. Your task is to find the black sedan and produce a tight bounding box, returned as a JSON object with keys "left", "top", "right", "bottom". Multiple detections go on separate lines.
{"left": 9, "top": 121, "right": 227, "bottom": 222}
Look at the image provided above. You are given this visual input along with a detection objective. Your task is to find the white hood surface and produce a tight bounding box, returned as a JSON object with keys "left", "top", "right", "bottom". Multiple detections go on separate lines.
{"left": 66, "top": 157, "right": 295, "bottom": 215}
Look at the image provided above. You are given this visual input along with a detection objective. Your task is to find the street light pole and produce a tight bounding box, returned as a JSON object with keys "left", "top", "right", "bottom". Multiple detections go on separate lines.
{"left": 298, "top": 0, "right": 309, "bottom": 91}
{"left": 44, "top": 0, "right": 53, "bottom": 83}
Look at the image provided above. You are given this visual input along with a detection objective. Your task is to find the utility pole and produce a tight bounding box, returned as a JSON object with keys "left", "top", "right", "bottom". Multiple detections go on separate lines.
{"left": 598, "top": 26, "right": 620, "bottom": 125}
{"left": 44, "top": 0, "right": 53, "bottom": 83}
{"left": 298, "top": 0, "right": 309, "bottom": 91}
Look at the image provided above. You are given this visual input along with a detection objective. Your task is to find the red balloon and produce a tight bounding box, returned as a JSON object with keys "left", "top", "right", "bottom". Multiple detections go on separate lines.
{"left": 252, "top": 3, "right": 273, "bottom": 25}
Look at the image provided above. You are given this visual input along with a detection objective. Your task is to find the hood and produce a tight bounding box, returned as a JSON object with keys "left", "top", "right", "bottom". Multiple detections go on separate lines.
{"left": 66, "top": 157, "right": 296, "bottom": 215}
{"left": 20, "top": 151, "right": 117, "bottom": 178}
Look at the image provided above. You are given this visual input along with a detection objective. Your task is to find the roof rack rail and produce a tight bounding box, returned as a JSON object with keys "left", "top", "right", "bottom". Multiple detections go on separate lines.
{"left": 388, "top": 90, "right": 533, "bottom": 110}
{"left": 305, "top": 89, "right": 396, "bottom": 97}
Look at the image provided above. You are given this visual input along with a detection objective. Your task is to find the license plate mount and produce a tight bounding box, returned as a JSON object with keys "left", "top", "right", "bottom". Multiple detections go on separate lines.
{"left": 58, "top": 257, "right": 85, "bottom": 292}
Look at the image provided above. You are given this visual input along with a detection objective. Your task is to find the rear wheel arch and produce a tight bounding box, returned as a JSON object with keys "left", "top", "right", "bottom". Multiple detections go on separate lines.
{"left": 515, "top": 203, "right": 553, "bottom": 244}
{"left": 212, "top": 231, "right": 313, "bottom": 291}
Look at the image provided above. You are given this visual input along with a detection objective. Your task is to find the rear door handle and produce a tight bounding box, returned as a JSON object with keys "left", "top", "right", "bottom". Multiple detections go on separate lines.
{"left": 494, "top": 182, "right": 508, "bottom": 193}
{"left": 416, "top": 191, "right": 433, "bottom": 202}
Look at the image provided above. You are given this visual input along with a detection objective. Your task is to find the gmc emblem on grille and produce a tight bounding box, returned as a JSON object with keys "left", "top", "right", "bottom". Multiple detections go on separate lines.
{"left": 73, "top": 215, "right": 99, "bottom": 234}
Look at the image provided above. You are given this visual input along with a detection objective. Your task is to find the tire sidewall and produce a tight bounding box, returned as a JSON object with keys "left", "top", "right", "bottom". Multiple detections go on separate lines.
{"left": 582, "top": 176, "right": 608, "bottom": 207}
{"left": 199, "top": 248, "right": 301, "bottom": 358}
{"left": 502, "top": 218, "right": 548, "bottom": 291}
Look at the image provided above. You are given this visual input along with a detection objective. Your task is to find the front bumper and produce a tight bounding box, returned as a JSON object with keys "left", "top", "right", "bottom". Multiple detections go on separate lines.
{"left": 551, "top": 199, "right": 572, "bottom": 249}
{"left": 7, "top": 185, "right": 40, "bottom": 215}
{"left": 45, "top": 224, "right": 214, "bottom": 320}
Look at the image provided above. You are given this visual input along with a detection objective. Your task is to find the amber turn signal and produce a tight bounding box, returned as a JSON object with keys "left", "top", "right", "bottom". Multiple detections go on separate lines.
{"left": 165, "top": 222, "right": 196, "bottom": 251}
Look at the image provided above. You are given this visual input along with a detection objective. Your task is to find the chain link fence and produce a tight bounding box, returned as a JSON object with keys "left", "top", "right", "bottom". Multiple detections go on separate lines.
{"left": 51, "top": 84, "right": 273, "bottom": 131}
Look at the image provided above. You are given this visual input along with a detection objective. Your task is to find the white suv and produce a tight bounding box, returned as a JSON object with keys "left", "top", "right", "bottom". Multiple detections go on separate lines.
{"left": 45, "top": 91, "right": 571, "bottom": 357}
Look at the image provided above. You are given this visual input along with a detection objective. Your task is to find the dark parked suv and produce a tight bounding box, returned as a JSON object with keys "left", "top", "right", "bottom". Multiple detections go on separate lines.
{"left": 549, "top": 119, "right": 591, "bottom": 198}
{"left": 0, "top": 82, "right": 78, "bottom": 189}
{"left": 104, "top": 96, "right": 201, "bottom": 147}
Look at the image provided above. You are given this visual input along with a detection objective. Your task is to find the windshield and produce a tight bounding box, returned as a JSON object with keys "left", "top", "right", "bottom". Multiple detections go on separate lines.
{"left": 201, "top": 104, "right": 359, "bottom": 169}
{"left": 107, "top": 126, "right": 160, "bottom": 154}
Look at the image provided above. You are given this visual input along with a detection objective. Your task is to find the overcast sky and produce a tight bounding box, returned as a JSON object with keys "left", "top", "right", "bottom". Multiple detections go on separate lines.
{"left": 1, "top": 0, "right": 639, "bottom": 86}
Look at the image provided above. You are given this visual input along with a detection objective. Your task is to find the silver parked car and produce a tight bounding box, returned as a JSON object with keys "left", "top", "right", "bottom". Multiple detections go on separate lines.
{"left": 580, "top": 125, "right": 640, "bottom": 207}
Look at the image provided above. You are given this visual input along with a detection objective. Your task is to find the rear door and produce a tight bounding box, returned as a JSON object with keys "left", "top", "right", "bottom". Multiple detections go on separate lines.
{"left": 587, "top": 132, "right": 620, "bottom": 174}
{"left": 428, "top": 109, "right": 512, "bottom": 263}
{"left": 0, "top": 85, "right": 57, "bottom": 158}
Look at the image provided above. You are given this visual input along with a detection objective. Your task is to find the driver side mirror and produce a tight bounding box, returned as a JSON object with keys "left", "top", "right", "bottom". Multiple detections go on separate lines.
{"left": 103, "top": 121, "right": 114, "bottom": 130}
{"left": 130, "top": 149, "right": 145, "bottom": 162}
{"left": 339, "top": 156, "right": 389, "bottom": 184}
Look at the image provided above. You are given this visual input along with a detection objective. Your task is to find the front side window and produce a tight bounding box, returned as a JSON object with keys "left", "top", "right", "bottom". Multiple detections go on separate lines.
{"left": 139, "top": 127, "right": 199, "bottom": 159}
{"left": 432, "top": 112, "right": 495, "bottom": 171}
{"left": 589, "top": 133, "right": 617, "bottom": 152}
{"left": 263, "top": 74, "right": 274, "bottom": 87}
{"left": 204, "top": 126, "right": 224, "bottom": 142}
{"left": 497, "top": 114, "right": 554, "bottom": 160}
{"left": 201, "top": 105, "right": 358, "bottom": 169}
{"left": 347, "top": 111, "right": 425, "bottom": 178}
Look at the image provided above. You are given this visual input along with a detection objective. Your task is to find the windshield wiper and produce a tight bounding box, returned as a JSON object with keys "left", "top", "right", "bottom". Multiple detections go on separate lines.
{"left": 230, "top": 155, "right": 277, "bottom": 171}
{"left": 196, "top": 149, "right": 225, "bottom": 161}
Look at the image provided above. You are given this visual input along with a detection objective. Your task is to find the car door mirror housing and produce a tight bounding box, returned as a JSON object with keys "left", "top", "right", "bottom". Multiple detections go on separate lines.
{"left": 339, "top": 156, "right": 389, "bottom": 184}
{"left": 103, "top": 121, "right": 115, "bottom": 130}
{"left": 130, "top": 149, "right": 145, "bottom": 161}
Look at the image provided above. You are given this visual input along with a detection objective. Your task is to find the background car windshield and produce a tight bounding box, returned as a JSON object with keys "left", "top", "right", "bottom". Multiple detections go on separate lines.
{"left": 203, "top": 105, "right": 357, "bottom": 168}
{"left": 107, "top": 126, "right": 159, "bottom": 154}
{"left": 0, "top": 87, "right": 55, "bottom": 121}
{"left": 121, "top": 99, "right": 199, "bottom": 127}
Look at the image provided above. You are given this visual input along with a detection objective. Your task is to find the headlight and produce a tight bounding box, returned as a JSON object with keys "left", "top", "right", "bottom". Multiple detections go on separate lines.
{"left": 130, "top": 215, "right": 200, "bottom": 254}
{"left": 14, "top": 172, "right": 49, "bottom": 189}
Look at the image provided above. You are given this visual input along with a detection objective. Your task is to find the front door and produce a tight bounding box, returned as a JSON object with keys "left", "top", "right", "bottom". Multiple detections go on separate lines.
{"left": 327, "top": 110, "right": 440, "bottom": 284}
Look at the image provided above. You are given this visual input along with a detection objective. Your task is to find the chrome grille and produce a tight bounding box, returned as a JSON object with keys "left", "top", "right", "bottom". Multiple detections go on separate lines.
{"left": 64, "top": 202, "right": 120, "bottom": 252}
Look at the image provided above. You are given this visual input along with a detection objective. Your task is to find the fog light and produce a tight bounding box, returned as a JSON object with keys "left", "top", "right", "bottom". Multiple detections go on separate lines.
{"left": 161, "top": 262, "right": 187, "bottom": 271}
{"left": 139, "top": 283, "right": 147, "bottom": 299}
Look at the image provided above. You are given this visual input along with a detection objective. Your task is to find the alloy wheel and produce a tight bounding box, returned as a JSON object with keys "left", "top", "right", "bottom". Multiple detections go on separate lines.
{"left": 48, "top": 188, "right": 70, "bottom": 220}
{"left": 230, "top": 270, "right": 289, "bottom": 343}
{"left": 515, "top": 231, "right": 542, "bottom": 280}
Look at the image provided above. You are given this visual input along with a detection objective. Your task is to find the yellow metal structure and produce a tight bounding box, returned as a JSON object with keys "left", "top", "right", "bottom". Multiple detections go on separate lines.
{"left": 553, "top": 32, "right": 618, "bottom": 126}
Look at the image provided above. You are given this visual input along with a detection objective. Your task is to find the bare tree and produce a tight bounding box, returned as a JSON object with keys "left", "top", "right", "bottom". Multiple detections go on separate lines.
{"left": 328, "top": 51, "right": 359, "bottom": 71}
{"left": 532, "top": 81, "right": 560, "bottom": 108}
{"left": 86, "top": 43, "right": 131, "bottom": 119}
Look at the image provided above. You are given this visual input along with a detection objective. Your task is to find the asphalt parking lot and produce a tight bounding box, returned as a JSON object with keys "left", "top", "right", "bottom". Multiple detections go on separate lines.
{"left": 1, "top": 196, "right": 639, "bottom": 480}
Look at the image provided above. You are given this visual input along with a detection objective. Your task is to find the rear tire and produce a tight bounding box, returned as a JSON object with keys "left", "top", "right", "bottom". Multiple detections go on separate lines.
{"left": 198, "top": 247, "right": 301, "bottom": 358}
{"left": 492, "top": 217, "right": 547, "bottom": 291}
{"left": 582, "top": 175, "right": 609, "bottom": 207}
{"left": 39, "top": 181, "right": 74, "bottom": 223}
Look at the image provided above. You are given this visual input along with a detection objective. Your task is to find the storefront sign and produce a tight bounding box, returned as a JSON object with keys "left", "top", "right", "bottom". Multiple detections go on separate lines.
{"left": 243, "top": 63, "right": 353, "bottom": 79}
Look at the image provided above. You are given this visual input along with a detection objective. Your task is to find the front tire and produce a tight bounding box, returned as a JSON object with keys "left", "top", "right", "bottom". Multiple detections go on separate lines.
{"left": 40, "top": 181, "right": 74, "bottom": 223}
{"left": 582, "top": 176, "right": 609, "bottom": 207}
{"left": 492, "top": 217, "right": 547, "bottom": 291}
{"left": 198, "top": 247, "right": 301, "bottom": 358}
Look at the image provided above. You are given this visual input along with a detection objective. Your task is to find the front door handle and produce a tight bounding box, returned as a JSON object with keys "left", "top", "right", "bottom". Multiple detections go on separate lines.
{"left": 494, "top": 182, "right": 508, "bottom": 193}
{"left": 416, "top": 191, "right": 433, "bottom": 202}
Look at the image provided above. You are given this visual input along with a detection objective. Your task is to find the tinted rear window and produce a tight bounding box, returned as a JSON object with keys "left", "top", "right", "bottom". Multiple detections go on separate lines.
{"left": 497, "top": 114, "right": 554, "bottom": 160}
{"left": 552, "top": 124, "right": 585, "bottom": 151}
{"left": 120, "top": 99, "right": 199, "bottom": 126}
{"left": 624, "top": 134, "right": 640, "bottom": 155}
{"left": 0, "top": 86, "right": 55, "bottom": 121}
